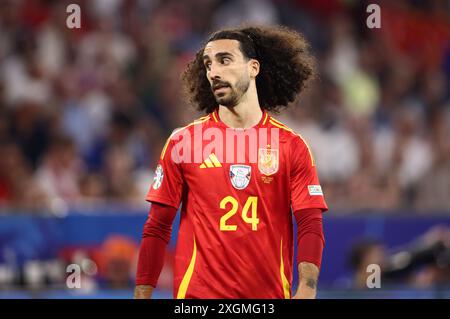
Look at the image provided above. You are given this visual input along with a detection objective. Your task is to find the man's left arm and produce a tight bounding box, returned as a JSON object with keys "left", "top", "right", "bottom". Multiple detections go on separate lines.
{"left": 288, "top": 136, "right": 328, "bottom": 298}
{"left": 294, "top": 261, "right": 320, "bottom": 299}
{"left": 292, "top": 208, "right": 325, "bottom": 299}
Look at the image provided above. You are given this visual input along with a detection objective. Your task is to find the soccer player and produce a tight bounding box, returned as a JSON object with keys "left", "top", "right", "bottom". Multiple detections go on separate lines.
{"left": 134, "top": 25, "right": 328, "bottom": 299}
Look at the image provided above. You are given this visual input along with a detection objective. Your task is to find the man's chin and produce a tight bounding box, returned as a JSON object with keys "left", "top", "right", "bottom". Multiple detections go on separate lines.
{"left": 214, "top": 90, "right": 240, "bottom": 107}
{"left": 216, "top": 98, "right": 236, "bottom": 107}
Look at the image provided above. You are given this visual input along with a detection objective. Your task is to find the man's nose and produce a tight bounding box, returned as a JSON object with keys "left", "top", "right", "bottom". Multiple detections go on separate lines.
{"left": 208, "top": 64, "right": 221, "bottom": 81}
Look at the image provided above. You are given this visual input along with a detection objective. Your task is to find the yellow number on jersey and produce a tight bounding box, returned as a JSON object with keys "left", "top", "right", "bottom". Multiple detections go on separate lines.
{"left": 242, "top": 196, "right": 259, "bottom": 231}
{"left": 219, "top": 196, "right": 238, "bottom": 231}
{"left": 219, "top": 196, "right": 259, "bottom": 231}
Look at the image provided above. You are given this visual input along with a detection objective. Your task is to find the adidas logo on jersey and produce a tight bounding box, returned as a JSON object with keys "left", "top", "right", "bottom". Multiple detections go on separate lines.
{"left": 199, "top": 153, "right": 222, "bottom": 168}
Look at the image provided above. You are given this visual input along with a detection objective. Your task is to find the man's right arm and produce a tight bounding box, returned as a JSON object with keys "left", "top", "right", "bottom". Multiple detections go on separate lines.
{"left": 134, "top": 202, "right": 178, "bottom": 299}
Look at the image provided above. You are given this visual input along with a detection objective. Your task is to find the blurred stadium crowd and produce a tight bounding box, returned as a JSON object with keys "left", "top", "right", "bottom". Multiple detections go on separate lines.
{"left": 0, "top": 0, "right": 449, "bottom": 214}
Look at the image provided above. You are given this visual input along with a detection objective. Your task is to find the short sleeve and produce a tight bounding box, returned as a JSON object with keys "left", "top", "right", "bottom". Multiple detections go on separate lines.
{"left": 290, "top": 135, "right": 328, "bottom": 213}
{"left": 146, "top": 138, "right": 185, "bottom": 209}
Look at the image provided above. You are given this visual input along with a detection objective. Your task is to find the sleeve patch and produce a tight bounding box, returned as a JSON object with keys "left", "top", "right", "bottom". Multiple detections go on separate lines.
{"left": 308, "top": 185, "right": 323, "bottom": 196}
{"left": 152, "top": 164, "right": 164, "bottom": 190}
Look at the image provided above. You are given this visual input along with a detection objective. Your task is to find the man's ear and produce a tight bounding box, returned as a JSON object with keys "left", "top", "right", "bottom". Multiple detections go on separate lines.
{"left": 249, "top": 59, "right": 260, "bottom": 78}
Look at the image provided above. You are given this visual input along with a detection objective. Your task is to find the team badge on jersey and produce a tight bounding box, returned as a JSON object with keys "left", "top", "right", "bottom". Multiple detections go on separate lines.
{"left": 258, "top": 148, "right": 279, "bottom": 176}
{"left": 152, "top": 164, "right": 164, "bottom": 190}
{"left": 229, "top": 165, "right": 251, "bottom": 190}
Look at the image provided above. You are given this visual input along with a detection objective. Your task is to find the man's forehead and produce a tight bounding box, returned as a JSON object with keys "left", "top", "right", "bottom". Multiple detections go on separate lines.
{"left": 203, "top": 39, "right": 242, "bottom": 57}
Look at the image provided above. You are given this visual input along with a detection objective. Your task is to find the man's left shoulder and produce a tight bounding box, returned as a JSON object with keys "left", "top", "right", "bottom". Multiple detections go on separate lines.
{"left": 267, "top": 116, "right": 315, "bottom": 165}
{"left": 266, "top": 116, "right": 309, "bottom": 145}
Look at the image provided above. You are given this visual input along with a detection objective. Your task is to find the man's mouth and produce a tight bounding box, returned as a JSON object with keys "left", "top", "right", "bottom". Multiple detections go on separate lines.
{"left": 213, "top": 83, "right": 230, "bottom": 92}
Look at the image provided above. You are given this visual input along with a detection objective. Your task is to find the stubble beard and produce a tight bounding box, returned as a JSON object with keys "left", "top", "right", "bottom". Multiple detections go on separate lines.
{"left": 215, "top": 77, "right": 250, "bottom": 108}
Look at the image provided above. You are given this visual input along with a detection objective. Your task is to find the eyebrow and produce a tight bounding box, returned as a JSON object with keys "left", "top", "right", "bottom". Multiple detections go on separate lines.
{"left": 203, "top": 52, "right": 234, "bottom": 61}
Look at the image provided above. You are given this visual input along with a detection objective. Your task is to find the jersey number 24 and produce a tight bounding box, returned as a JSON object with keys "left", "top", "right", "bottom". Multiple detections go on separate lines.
{"left": 219, "top": 196, "right": 259, "bottom": 231}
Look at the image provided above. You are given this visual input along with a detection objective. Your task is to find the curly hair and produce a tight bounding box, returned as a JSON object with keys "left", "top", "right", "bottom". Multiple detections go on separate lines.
{"left": 181, "top": 25, "right": 316, "bottom": 114}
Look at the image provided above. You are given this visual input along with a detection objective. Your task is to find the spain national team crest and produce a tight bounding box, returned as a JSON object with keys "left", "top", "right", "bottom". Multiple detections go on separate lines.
{"left": 258, "top": 148, "right": 279, "bottom": 176}
{"left": 229, "top": 165, "right": 251, "bottom": 190}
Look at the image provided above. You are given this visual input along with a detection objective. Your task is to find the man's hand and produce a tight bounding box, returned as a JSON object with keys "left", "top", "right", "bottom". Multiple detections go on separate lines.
{"left": 134, "top": 285, "right": 154, "bottom": 299}
{"left": 292, "top": 262, "right": 319, "bottom": 299}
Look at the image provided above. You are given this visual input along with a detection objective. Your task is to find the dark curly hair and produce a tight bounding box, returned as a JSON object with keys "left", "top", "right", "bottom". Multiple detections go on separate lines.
{"left": 181, "top": 25, "right": 316, "bottom": 114}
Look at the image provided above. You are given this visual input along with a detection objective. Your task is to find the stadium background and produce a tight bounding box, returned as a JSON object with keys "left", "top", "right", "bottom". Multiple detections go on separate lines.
{"left": 0, "top": 0, "right": 449, "bottom": 298}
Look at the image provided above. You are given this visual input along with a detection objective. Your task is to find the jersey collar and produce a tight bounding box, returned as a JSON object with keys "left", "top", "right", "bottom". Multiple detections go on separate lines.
{"left": 211, "top": 108, "right": 269, "bottom": 129}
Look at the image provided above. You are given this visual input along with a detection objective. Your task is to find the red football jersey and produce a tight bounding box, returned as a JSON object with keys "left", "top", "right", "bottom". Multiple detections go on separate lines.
{"left": 146, "top": 109, "right": 328, "bottom": 299}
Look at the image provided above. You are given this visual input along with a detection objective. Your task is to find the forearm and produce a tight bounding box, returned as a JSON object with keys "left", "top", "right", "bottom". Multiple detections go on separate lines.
{"left": 134, "top": 203, "right": 177, "bottom": 299}
{"left": 134, "top": 235, "right": 167, "bottom": 298}
{"left": 293, "top": 208, "right": 325, "bottom": 299}
{"left": 134, "top": 285, "right": 154, "bottom": 299}
{"left": 294, "top": 262, "right": 319, "bottom": 299}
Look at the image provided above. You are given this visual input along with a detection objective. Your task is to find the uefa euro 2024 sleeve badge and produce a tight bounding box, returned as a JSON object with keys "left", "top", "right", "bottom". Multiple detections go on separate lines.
{"left": 229, "top": 165, "right": 251, "bottom": 190}
{"left": 152, "top": 164, "right": 164, "bottom": 190}
{"left": 258, "top": 147, "right": 279, "bottom": 176}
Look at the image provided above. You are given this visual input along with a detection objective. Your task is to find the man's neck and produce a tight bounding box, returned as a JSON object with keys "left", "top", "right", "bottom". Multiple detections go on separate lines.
{"left": 218, "top": 87, "right": 262, "bottom": 129}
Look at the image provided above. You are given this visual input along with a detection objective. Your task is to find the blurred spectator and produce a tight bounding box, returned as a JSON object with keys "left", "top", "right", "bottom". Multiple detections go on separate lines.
{"left": 348, "top": 238, "right": 386, "bottom": 289}
{"left": 78, "top": 172, "right": 107, "bottom": 204}
{"left": 348, "top": 226, "right": 450, "bottom": 290}
{"left": 212, "top": 0, "right": 279, "bottom": 29}
{"left": 97, "top": 235, "right": 138, "bottom": 289}
{"left": 35, "top": 135, "right": 84, "bottom": 206}
{"left": 0, "top": 140, "right": 47, "bottom": 211}
{"left": 415, "top": 106, "right": 450, "bottom": 211}
{"left": 8, "top": 100, "right": 52, "bottom": 168}
{"left": 103, "top": 146, "right": 141, "bottom": 203}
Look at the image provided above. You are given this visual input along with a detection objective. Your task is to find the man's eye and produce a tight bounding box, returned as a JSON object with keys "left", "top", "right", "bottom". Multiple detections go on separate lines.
{"left": 221, "top": 57, "right": 231, "bottom": 64}
{"left": 205, "top": 62, "right": 211, "bottom": 70}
